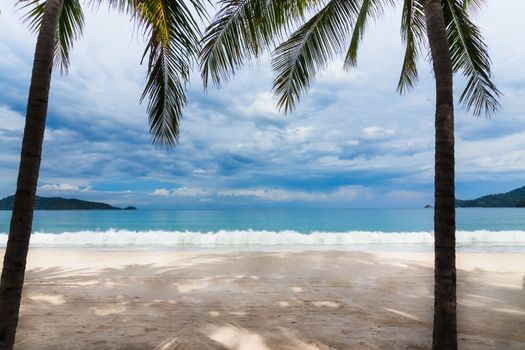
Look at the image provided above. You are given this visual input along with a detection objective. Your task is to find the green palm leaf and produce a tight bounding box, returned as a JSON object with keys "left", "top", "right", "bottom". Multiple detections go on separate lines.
{"left": 19, "top": 0, "right": 85, "bottom": 74}
{"left": 443, "top": 0, "right": 501, "bottom": 117}
{"left": 397, "top": 0, "right": 425, "bottom": 93}
{"left": 344, "top": 0, "right": 394, "bottom": 69}
{"left": 90, "top": 0, "right": 207, "bottom": 147}
{"left": 462, "top": 0, "right": 485, "bottom": 12}
{"left": 22, "top": 0, "right": 207, "bottom": 148}
{"left": 200, "top": 0, "right": 310, "bottom": 89}
{"left": 56, "top": 0, "right": 84, "bottom": 73}
{"left": 134, "top": 0, "right": 206, "bottom": 147}
{"left": 272, "top": 0, "right": 359, "bottom": 113}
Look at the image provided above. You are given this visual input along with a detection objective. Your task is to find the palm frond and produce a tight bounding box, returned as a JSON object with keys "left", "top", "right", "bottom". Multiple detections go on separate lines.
{"left": 272, "top": 0, "right": 359, "bottom": 113}
{"left": 19, "top": 1, "right": 47, "bottom": 37}
{"left": 84, "top": 0, "right": 206, "bottom": 147}
{"left": 19, "top": 0, "right": 84, "bottom": 74}
{"left": 56, "top": 0, "right": 84, "bottom": 73}
{"left": 88, "top": 0, "right": 132, "bottom": 14}
{"left": 133, "top": 0, "right": 206, "bottom": 147}
{"left": 200, "top": 0, "right": 310, "bottom": 89}
{"left": 141, "top": 43, "right": 187, "bottom": 148}
{"left": 443, "top": 0, "right": 500, "bottom": 117}
{"left": 462, "top": 0, "right": 485, "bottom": 13}
{"left": 397, "top": 0, "right": 426, "bottom": 93}
{"left": 344, "top": 0, "right": 394, "bottom": 69}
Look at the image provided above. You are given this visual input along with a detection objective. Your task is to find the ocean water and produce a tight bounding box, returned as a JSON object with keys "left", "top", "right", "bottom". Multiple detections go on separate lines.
{"left": 0, "top": 208, "right": 524, "bottom": 251}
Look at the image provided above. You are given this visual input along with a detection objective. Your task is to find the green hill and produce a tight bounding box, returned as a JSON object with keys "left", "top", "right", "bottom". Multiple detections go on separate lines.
{"left": 0, "top": 195, "right": 136, "bottom": 210}
{"left": 456, "top": 186, "right": 525, "bottom": 207}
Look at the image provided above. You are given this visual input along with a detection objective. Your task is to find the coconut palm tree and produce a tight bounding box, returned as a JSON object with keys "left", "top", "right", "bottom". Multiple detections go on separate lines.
{"left": 200, "top": 0, "right": 500, "bottom": 348}
{"left": 0, "top": 0, "right": 206, "bottom": 347}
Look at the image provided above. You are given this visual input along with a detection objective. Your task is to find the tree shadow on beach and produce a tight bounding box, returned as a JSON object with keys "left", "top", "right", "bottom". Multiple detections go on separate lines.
{"left": 14, "top": 251, "right": 525, "bottom": 350}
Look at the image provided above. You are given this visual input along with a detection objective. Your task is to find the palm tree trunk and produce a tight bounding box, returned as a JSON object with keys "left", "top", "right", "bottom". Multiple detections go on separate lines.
{"left": 423, "top": 0, "right": 457, "bottom": 349}
{"left": 0, "top": 0, "right": 64, "bottom": 348}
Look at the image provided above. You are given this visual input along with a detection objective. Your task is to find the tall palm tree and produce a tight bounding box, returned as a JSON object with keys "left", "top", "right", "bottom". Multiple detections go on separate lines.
{"left": 0, "top": 0, "right": 206, "bottom": 347}
{"left": 200, "top": 0, "right": 500, "bottom": 348}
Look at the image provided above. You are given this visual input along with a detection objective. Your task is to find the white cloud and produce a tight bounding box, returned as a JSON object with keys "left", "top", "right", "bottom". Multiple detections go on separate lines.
{"left": 285, "top": 126, "right": 315, "bottom": 142}
{"left": 39, "top": 183, "right": 91, "bottom": 192}
{"left": 242, "top": 92, "right": 280, "bottom": 118}
{"left": 457, "top": 131, "right": 525, "bottom": 174}
{"left": 0, "top": 106, "right": 24, "bottom": 132}
{"left": 173, "top": 187, "right": 210, "bottom": 197}
{"left": 152, "top": 188, "right": 171, "bottom": 197}
{"left": 362, "top": 126, "right": 395, "bottom": 139}
{"left": 218, "top": 186, "right": 368, "bottom": 203}
{"left": 152, "top": 187, "right": 210, "bottom": 197}
{"left": 318, "top": 59, "right": 362, "bottom": 84}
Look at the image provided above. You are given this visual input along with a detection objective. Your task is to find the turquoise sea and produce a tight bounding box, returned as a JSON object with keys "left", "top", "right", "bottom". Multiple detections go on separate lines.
{"left": 0, "top": 208, "right": 524, "bottom": 251}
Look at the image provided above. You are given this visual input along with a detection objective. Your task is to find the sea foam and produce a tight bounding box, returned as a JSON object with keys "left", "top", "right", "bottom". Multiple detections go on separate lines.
{"left": 1, "top": 229, "right": 525, "bottom": 247}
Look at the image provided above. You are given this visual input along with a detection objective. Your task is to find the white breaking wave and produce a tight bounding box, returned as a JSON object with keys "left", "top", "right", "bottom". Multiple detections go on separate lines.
{"left": 1, "top": 229, "right": 525, "bottom": 247}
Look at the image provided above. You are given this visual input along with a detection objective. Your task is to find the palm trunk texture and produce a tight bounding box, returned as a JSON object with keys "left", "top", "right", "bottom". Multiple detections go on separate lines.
{"left": 423, "top": 0, "right": 457, "bottom": 349}
{"left": 0, "top": 0, "right": 64, "bottom": 348}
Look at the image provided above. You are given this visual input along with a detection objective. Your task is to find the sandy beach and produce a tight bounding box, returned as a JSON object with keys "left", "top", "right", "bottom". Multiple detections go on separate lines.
{"left": 9, "top": 249, "right": 525, "bottom": 349}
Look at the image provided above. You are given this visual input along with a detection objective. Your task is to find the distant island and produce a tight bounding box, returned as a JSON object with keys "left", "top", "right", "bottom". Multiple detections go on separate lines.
{"left": 456, "top": 186, "right": 525, "bottom": 207}
{"left": 0, "top": 195, "right": 136, "bottom": 210}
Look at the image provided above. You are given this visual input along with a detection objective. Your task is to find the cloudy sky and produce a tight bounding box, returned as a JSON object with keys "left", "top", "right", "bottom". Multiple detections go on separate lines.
{"left": 0, "top": 1, "right": 524, "bottom": 208}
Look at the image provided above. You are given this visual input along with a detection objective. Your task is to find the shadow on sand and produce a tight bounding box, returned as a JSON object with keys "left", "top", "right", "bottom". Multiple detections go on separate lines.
{"left": 14, "top": 250, "right": 525, "bottom": 349}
